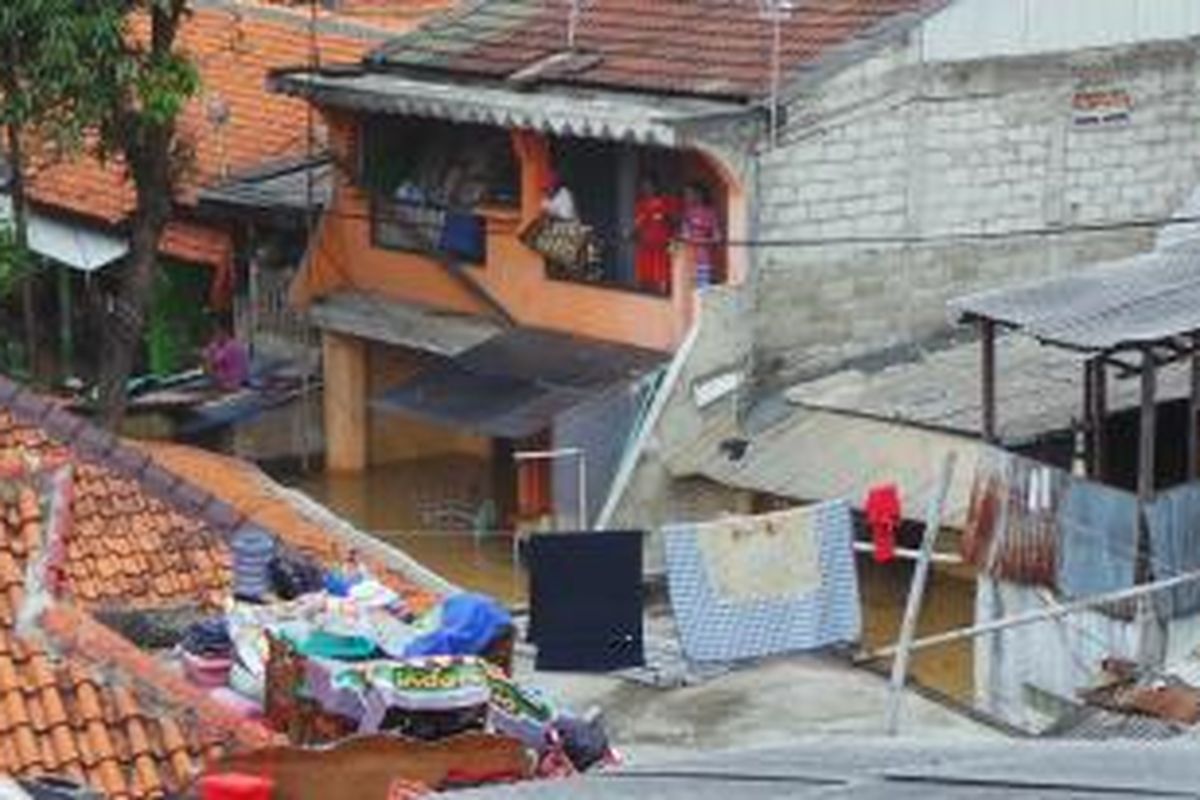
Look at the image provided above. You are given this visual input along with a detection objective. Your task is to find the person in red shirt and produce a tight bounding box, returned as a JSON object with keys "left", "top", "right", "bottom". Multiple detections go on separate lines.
{"left": 633, "top": 174, "right": 680, "bottom": 295}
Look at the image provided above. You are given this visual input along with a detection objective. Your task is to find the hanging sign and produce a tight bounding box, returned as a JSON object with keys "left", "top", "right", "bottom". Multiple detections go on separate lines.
{"left": 1072, "top": 88, "right": 1132, "bottom": 128}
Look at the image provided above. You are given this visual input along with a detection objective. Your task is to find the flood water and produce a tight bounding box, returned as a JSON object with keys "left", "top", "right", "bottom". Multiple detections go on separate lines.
{"left": 277, "top": 456, "right": 528, "bottom": 606}
{"left": 274, "top": 457, "right": 976, "bottom": 700}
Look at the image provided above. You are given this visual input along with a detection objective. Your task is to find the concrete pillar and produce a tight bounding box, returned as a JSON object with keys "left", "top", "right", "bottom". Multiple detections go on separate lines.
{"left": 323, "top": 330, "right": 368, "bottom": 473}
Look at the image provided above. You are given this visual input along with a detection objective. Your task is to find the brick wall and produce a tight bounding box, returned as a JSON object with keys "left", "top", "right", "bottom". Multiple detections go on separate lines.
{"left": 752, "top": 38, "right": 1200, "bottom": 382}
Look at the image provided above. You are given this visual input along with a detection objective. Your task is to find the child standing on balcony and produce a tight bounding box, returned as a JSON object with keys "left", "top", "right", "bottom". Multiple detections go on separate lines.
{"left": 681, "top": 182, "right": 721, "bottom": 290}
{"left": 634, "top": 174, "right": 679, "bottom": 295}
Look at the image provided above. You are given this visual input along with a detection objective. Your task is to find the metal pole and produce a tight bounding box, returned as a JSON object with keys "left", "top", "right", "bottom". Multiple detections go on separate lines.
{"left": 577, "top": 450, "right": 588, "bottom": 531}
{"left": 769, "top": 7, "right": 781, "bottom": 150}
{"left": 980, "top": 319, "right": 997, "bottom": 443}
{"left": 884, "top": 452, "right": 956, "bottom": 735}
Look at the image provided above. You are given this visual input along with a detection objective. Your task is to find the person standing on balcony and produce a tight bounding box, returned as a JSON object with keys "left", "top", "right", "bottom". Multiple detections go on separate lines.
{"left": 541, "top": 170, "right": 578, "bottom": 220}
{"left": 681, "top": 181, "right": 722, "bottom": 290}
{"left": 634, "top": 174, "right": 679, "bottom": 295}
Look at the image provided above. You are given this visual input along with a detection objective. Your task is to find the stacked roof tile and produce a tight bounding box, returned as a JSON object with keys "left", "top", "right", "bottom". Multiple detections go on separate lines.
{"left": 0, "top": 373, "right": 439, "bottom": 797}
{"left": 0, "top": 480, "right": 245, "bottom": 799}
{"left": 369, "top": 0, "right": 938, "bottom": 100}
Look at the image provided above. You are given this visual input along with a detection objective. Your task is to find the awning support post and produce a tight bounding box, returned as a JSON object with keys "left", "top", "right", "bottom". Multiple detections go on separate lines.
{"left": 980, "top": 319, "right": 997, "bottom": 443}
{"left": 1094, "top": 360, "right": 1108, "bottom": 482}
{"left": 1136, "top": 347, "right": 1164, "bottom": 669}
{"left": 1190, "top": 335, "right": 1200, "bottom": 481}
{"left": 1085, "top": 359, "right": 1108, "bottom": 480}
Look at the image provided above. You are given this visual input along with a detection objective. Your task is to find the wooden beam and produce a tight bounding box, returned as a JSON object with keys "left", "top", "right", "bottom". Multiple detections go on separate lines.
{"left": 980, "top": 319, "right": 997, "bottom": 443}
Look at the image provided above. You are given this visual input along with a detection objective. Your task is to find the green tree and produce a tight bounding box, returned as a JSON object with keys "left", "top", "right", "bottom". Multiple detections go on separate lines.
{"left": 0, "top": 0, "right": 110, "bottom": 377}
{"left": 75, "top": 0, "right": 199, "bottom": 427}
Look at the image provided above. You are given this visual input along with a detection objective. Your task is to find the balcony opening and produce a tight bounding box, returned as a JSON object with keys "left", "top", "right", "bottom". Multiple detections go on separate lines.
{"left": 532, "top": 139, "right": 729, "bottom": 296}
{"left": 360, "top": 116, "right": 520, "bottom": 265}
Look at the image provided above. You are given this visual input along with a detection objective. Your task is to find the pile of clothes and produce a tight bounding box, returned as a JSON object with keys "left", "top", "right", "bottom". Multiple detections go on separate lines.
{"left": 174, "top": 531, "right": 613, "bottom": 782}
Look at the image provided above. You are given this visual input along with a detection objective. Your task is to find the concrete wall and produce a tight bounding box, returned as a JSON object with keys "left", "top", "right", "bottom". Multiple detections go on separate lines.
{"left": 610, "top": 285, "right": 757, "bottom": 572}
{"left": 754, "top": 37, "right": 1200, "bottom": 381}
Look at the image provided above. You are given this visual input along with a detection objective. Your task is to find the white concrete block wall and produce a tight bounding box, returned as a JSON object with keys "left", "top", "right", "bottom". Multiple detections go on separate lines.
{"left": 752, "top": 40, "right": 1200, "bottom": 380}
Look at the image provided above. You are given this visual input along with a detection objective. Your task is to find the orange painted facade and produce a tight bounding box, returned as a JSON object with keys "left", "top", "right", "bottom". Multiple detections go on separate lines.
{"left": 296, "top": 113, "right": 748, "bottom": 353}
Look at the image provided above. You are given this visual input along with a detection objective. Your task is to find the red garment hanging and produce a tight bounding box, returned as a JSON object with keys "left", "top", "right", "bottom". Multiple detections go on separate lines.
{"left": 865, "top": 484, "right": 901, "bottom": 563}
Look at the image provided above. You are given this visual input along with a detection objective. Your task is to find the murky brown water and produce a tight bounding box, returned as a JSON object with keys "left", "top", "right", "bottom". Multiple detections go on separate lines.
{"left": 859, "top": 556, "right": 976, "bottom": 702}
{"left": 282, "top": 456, "right": 528, "bottom": 606}
{"left": 277, "top": 458, "right": 975, "bottom": 699}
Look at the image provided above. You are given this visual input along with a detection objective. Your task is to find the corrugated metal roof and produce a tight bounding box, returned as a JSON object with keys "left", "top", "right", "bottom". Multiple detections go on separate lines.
{"left": 666, "top": 404, "right": 982, "bottom": 529}
{"left": 197, "top": 157, "right": 333, "bottom": 214}
{"left": 786, "top": 333, "right": 1200, "bottom": 443}
{"left": 374, "top": 324, "right": 665, "bottom": 438}
{"left": 949, "top": 238, "right": 1200, "bottom": 353}
{"left": 456, "top": 326, "right": 664, "bottom": 391}
{"left": 373, "top": 361, "right": 579, "bottom": 438}
{"left": 308, "top": 290, "right": 503, "bottom": 357}
{"left": 272, "top": 69, "right": 748, "bottom": 146}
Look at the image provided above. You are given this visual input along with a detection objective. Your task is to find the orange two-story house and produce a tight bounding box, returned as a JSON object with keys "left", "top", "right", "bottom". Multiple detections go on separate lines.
{"left": 272, "top": 2, "right": 771, "bottom": 528}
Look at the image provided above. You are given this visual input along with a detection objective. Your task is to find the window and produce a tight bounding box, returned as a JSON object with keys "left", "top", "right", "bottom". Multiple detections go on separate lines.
{"left": 361, "top": 117, "right": 519, "bottom": 264}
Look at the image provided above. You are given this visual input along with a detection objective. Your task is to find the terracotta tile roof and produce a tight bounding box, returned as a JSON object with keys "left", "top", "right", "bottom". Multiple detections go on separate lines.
{"left": 0, "top": 373, "right": 442, "bottom": 796}
{"left": 0, "top": 479, "right": 270, "bottom": 799}
{"left": 135, "top": 441, "right": 439, "bottom": 615}
{"left": 24, "top": 0, "right": 427, "bottom": 255}
{"left": 371, "top": 0, "right": 938, "bottom": 100}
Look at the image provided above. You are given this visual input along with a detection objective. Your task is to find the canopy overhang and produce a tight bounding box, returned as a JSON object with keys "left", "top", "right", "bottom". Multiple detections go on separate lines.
{"left": 0, "top": 195, "right": 128, "bottom": 272}
{"left": 272, "top": 69, "right": 751, "bottom": 147}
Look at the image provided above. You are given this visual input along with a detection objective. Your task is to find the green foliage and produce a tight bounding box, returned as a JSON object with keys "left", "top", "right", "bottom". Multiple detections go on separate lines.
{"left": 0, "top": 224, "right": 31, "bottom": 300}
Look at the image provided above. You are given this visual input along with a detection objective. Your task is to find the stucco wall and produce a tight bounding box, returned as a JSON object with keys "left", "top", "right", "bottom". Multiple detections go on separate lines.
{"left": 754, "top": 38, "right": 1200, "bottom": 381}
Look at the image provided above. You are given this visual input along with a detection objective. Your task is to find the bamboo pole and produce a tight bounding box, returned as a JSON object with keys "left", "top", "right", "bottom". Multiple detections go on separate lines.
{"left": 884, "top": 452, "right": 956, "bottom": 735}
{"left": 864, "top": 564, "right": 1200, "bottom": 662}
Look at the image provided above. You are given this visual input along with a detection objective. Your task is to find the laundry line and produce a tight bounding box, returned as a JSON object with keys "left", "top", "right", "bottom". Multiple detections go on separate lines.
{"left": 850, "top": 541, "right": 962, "bottom": 564}
{"left": 862, "top": 563, "right": 1200, "bottom": 662}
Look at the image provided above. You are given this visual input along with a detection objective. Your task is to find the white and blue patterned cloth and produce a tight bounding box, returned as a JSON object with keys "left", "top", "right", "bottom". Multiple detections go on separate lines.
{"left": 664, "top": 500, "right": 861, "bottom": 663}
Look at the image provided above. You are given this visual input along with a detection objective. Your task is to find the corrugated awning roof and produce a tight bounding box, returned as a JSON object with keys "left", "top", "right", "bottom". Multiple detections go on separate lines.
{"left": 272, "top": 69, "right": 747, "bottom": 146}
{"left": 375, "top": 325, "right": 665, "bottom": 438}
{"left": 309, "top": 290, "right": 503, "bottom": 357}
{"left": 785, "top": 333, "right": 1200, "bottom": 444}
{"left": 949, "top": 238, "right": 1200, "bottom": 353}
{"left": 197, "top": 157, "right": 333, "bottom": 215}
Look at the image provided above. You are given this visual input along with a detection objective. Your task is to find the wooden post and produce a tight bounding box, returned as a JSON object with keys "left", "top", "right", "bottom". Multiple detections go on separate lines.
{"left": 323, "top": 331, "right": 368, "bottom": 473}
{"left": 884, "top": 452, "right": 956, "bottom": 735}
{"left": 1190, "top": 336, "right": 1200, "bottom": 482}
{"left": 1136, "top": 347, "right": 1162, "bottom": 669}
{"left": 1083, "top": 359, "right": 1095, "bottom": 478}
{"left": 1137, "top": 349, "right": 1157, "bottom": 542}
{"left": 1094, "top": 360, "right": 1108, "bottom": 482}
{"left": 980, "top": 320, "right": 997, "bottom": 443}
